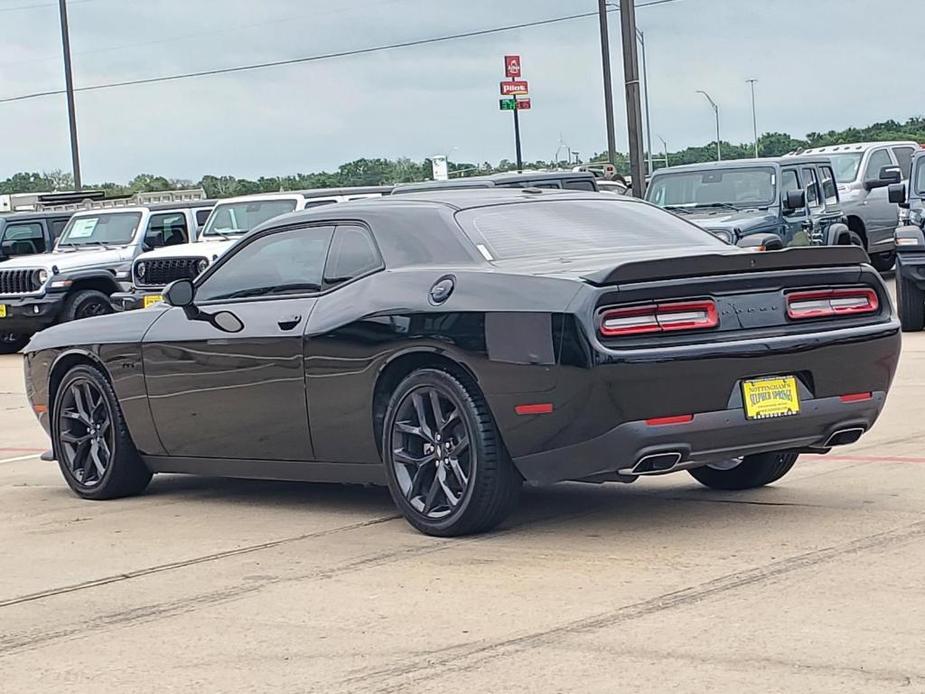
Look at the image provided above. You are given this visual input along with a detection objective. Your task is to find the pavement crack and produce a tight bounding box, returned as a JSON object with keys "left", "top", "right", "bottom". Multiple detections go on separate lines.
{"left": 335, "top": 518, "right": 925, "bottom": 693}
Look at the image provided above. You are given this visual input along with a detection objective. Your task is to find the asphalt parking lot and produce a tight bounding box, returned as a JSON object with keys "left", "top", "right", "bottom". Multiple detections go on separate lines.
{"left": 2, "top": 285, "right": 924, "bottom": 693}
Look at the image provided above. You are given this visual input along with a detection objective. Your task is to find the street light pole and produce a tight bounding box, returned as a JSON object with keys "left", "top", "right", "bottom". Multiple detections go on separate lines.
{"left": 597, "top": 0, "right": 618, "bottom": 167}
{"left": 637, "top": 29, "right": 653, "bottom": 176}
{"left": 656, "top": 135, "right": 669, "bottom": 168}
{"left": 696, "top": 90, "right": 721, "bottom": 161}
{"left": 58, "top": 0, "right": 82, "bottom": 190}
{"left": 747, "top": 78, "right": 759, "bottom": 158}
{"left": 620, "top": 0, "right": 645, "bottom": 197}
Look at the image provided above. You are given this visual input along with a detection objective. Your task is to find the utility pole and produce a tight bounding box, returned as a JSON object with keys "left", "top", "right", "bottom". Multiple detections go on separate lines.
{"left": 747, "top": 78, "right": 759, "bottom": 158}
{"left": 696, "top": 90, "right": 721, "bottom": 161}
{"left": 58, "top": 0, "right": 82, "bottom": 190}
{"left": 620, "top": 0, "right": 645, "bottom": 197}
{"left": 637, "top": 29, "right": 653, "bottom": 176}
{"left": 597, "top": 0, "right": 618, "bottom": 167}
{"left": 512, "top": 105, "right": 523, "bottom": 171}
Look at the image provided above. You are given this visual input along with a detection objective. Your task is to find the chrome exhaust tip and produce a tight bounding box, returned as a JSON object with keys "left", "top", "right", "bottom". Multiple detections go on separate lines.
{"left": 824, "top": 427, "right": 865, "bottom": 447}
{"left": 628, "top": 451, "right": 684, "bottom": 476}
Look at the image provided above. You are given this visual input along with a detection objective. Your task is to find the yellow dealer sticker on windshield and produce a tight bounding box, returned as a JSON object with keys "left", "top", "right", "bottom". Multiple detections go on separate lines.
{"left": 742, "top": 376, "right": 800, "bottom": 420}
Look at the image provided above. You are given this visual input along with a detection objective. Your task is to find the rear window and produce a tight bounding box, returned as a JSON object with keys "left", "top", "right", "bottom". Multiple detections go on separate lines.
{"left": 455, "top": 199, "right": 725, "bottom": 261}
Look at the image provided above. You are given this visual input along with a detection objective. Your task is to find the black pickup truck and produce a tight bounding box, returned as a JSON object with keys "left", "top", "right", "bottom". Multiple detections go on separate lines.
{"left": 0, "top": 211, "right": 73, "bottom": 262}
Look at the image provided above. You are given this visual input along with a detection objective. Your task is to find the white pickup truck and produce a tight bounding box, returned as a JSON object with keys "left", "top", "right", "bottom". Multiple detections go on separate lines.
{"left": 110, "top": 187, "right": 390, "bottom": 311}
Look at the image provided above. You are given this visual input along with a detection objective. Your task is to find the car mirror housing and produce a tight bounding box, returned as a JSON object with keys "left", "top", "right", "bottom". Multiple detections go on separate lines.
{"left": 164, "top": 279, "right": 195, "bottom": 308}
{"left": 783, "top": 189, "right": 806, "bottom": 210}
{"left": 888, "top": 183, "right": 907, "bottom": 206}
{"left": 895, "top": 225, "right": 925, "bottom": 253}
{"left": 879, "top": 166, "right": 902, "bottom": 185}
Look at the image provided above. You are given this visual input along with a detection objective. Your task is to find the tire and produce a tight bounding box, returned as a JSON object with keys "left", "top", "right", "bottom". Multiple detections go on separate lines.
{"left": 688, "top": 452, "right": 798, "bottom": 491}
{"left": 0, "top": 332, "right": 29, "bottom": 354}
{"left": 61, "top": 289, "right": 113, "bottom": 323}
{"left": 382, "top": 368, "right": 521, "bottom": 537}
{"left": 897, "top": 274, "right": 925, "bottom": 332}
{"left": 53, "top": 363, "right": 151, "bottom": 500}
{"left": 870, "top": 251, "right": 896, "bottom": 273}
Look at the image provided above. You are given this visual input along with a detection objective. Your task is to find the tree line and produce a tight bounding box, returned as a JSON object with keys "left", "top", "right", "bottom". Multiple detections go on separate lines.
{"left": 3, "top": 117, "right": 924, "bottom": 199}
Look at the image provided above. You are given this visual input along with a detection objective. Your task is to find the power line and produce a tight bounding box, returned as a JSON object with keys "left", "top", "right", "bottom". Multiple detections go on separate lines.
{"left": 0, "top": 0, "right": 93, "bottom": 13}
{"left": 0, "top": 0, "right": 686, "bottom": 105}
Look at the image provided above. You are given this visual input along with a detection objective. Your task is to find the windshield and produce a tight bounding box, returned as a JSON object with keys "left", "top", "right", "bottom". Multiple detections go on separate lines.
{"left": 57, "top": 212, "right": 141, "bottom": 247}
{"left": 201, "top": 199, "right": 297, "bottom": 237}
{"left": 914, "top": 159, "right": 925, "bottom": 195}
{"left": 645, "top": 167, "right": 776, "bottom": 208}
{"left": 826, "top": 153, "right": 864, "bottom": 183}
{"left": 456, "top": 199, "right": 725, "bottom": 261}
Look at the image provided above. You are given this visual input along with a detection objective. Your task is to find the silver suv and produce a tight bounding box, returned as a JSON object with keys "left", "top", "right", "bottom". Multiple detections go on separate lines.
{"left": 794, "top": 141, "right": 919, "bottom": 271}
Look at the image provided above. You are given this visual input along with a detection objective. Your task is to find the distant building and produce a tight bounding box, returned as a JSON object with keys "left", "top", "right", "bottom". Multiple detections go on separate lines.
{"left": 1, "top": 188, "right": 207, "bottom": 213}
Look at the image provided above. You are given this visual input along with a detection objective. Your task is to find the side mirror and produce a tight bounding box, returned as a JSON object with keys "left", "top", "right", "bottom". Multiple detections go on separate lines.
{"left": 888, "top": 183, "right": 907, "bottom": 205}
{"left": 164, "top": 278, "right": 195, "bottom": 307}
{"left": 783, "top": 189, "right": 806, "bottom": 210}
{"left": 880, "top": 166, "right": 902, "bottom": 184}
{"left": 737, "top": 232, "right": 783, "bottom": 252}
{"left": 895, "top": 225, "right": 925, "bottom": 253}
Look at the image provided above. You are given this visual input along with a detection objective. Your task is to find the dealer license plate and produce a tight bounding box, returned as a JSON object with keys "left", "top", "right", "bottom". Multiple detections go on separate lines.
{"left": 742, "top": 376, "right": 800, "bottom": 420}
{"left": 143, "top": 295, "right": 163, "bottom": 309}
{"left": 0, "top": 304, "right": 6, "bottom": 318}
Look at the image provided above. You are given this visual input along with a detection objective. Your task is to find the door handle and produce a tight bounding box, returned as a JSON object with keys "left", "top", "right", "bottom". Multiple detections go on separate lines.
{"left": 277, "top": 315, "right": 302, "bottom": 331}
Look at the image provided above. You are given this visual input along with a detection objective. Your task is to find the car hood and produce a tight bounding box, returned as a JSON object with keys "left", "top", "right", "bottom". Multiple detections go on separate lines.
{"left": 137, "top": 238, "right": 235, "bottom": 262}
{"left": 25, "top": 304, "right": 167, "bottom": 352}
{"left": 0, "top": 246, "right": 133, "bottom": 271}
{"left": 673, "top": 208, "right": 778, "bottom": 233}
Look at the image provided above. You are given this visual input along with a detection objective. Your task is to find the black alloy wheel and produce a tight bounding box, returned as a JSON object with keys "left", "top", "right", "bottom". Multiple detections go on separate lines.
{"left": 54, "top": 364, "right": 151, "bottom": 499}
{"left": 62, "top": 289, "right": 113, "bottom": 323}
{"left": 383, "top": 369, "right": 521, "bottom": 536}
{"left": 391, "top": 386, "right": 472, "bottom": 519}
{"left": 58, "top": 376, "right": 115, "bottom": 488}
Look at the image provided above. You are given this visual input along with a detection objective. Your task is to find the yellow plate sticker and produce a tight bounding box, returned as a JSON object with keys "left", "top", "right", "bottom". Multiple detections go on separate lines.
{"left": 742, "top": 376, "right": 800, "bottom": 420}
{"left": 143, "top": 295, "right": 163, "bottom": 309}
{"left": 0, "top": 304, "right": 6, "bottom": 318}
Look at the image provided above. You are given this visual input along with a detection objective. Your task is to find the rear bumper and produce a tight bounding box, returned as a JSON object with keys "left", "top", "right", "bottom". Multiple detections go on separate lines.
{"left": 896, "top": 254, "right": 925, "bottom": 289}
{"left": 111, "top": 289, "right": 164, "bottom": 312}
{"left": 0, "top": 294, "right": 63, "bottom": 335}
{"left": 513, "top": 392, "right": 885, "bottom": 484}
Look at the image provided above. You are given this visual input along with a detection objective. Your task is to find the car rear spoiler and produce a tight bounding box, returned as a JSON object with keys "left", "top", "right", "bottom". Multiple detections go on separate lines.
{"left": 580, "top": 246, "right": 870, "bottom": 286}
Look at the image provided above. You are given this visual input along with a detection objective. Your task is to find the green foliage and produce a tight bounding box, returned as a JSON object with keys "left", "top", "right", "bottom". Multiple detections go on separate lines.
{"left": 4, "top": 117, "right": 925, "bottom": 198}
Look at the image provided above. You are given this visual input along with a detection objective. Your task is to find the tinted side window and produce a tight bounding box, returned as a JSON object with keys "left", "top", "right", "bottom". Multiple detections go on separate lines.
{"left": 303, "top": 200, "right": 338, "bottom": 210}
{"left": 195, "top": 209, "right": 212, "bottom": 227}
{"left": 1, "top": 222, "right": 46, "bottom": 254}
{"left": 781, "top": 169, "right": 800, "bottom": 194}
{"left": 324, "top": 225, "right": 383, "bottom": 286}
{"left": 196, "top": 226, "right": 334, "bottom": 302}
{"left": 820, "top": 166, "right": 838, "bottom": 203}
{"left": 865, "top": 149, "right": 893, "bottom": 180}
{"left": 145, "top": 212, "right": 189, "bottom": 248}
{"left": 49, "top": 218, "right": 69, "bottom": 239}
{"left": 892, "top": 147, "right": 916, "bottom": 179}
{"left": 801, "top": 167, "right": 821, "bottom": 209}
{"left": 563, "top": 179, "right": 597, "bottom": 191}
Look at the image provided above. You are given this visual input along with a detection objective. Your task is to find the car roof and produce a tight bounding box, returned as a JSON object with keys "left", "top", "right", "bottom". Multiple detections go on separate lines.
{"left": 146, "top": 199, "right": 216, "bottom": 212}
{"left": 271, "top": 188, "right": 641, "bottom": 225}
{"left": 798, "top": 141, "right": 920, "bottom": 155}
{"left": 649, "top": 157, "right": 814, "bottom": 175}
{"left": 0, "top": 210, "right": 73, "bottom": 222}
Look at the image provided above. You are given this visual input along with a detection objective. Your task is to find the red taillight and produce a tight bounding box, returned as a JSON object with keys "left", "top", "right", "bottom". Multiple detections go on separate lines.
{"left": 786, "top": 288, "right": 879, "bottom": 320}
{"left": 840, "top": 392, "right": 873, "bottom": 403}
{"left": 600, "top": 300, "right": 718, "bottom": 337}
{"left": 515, "top": 403, "right": 554, "bottom": 415}
{"left": 645, "top": 414, "right": 694, "bottom": 426}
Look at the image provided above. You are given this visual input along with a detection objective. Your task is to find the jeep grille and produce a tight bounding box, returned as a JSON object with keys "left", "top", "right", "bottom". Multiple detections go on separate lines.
{"left": 0, "top": 268, "right": 41, "bottom": 295}
{"left": 135, "top": 257, "right": 206, "bottom": 288}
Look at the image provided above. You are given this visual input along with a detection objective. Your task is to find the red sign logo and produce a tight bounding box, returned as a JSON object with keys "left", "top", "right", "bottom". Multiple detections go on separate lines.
{"left": 500, "top": 80, "right": 528, "bottom": 96}
{"left": 504, "top": 55, "right": 521, "bottom": 78}
{"left": 516, "top": 98, "right": 531, "bottom": 110}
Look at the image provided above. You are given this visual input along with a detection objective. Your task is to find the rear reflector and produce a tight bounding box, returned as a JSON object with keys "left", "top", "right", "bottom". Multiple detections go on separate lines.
{"left": 840, "top": 392, "right": 873, "bottom": 403}
{"left": 786, "top": 287, "right": 878, "bottom": 320}
{"left": 515, "top": 403, "right": 553, "bottom": 415}
{"left": 600, "top": 299, "right": 718, "bottom": 337}
{"left": 645, "top": 414, "right": 694, "bottom": 426}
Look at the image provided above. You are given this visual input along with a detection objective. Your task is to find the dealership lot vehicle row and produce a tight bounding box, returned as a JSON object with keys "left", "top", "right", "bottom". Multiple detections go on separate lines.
{"left": 1, "top": 325, "right": 925, "bottom": 691}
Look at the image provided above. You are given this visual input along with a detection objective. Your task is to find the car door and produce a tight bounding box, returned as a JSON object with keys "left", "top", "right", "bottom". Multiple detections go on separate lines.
{"left": 0, "top": 221, "right": 48, "bottom": 257}
{"left": 800, "top": 165, "right": 825, "bottom": 244}
{"left": 142, "top": 224, "right": 335, "bottom": 461}
{"left": 815, "top": 163, "right": 843, "bottom": 243}
{"left": 863, "top": 147, "right": 898, "bottom": 249}
{"left": 780, "top": 167, "right": 810, "bottom": 246}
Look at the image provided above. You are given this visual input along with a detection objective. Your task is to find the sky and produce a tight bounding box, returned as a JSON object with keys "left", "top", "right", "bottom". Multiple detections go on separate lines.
{"left": 0, "top": 0, "right": 920, "bottom": 183}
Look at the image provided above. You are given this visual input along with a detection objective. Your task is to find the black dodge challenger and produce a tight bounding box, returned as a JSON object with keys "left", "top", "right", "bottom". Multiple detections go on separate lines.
{"left": 24, "top": 190, "right": 901, "bottom": 536}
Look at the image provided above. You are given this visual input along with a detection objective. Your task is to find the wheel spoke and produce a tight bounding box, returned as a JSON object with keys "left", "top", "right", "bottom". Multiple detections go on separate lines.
{"left": 61, "top": 410, "right": 89, "bottom": 426}
{"left": 71, "top": 386, "right": 90, "bottom": 424}
{"left": 98, "top": 437, "right": 112, "bottom": 463}
{"left": 71, "top": 439, "right": 91, "bottom": 475}
{"left": 449, "top": 434, "right": 469, "bottom": 458}
{"left": 437, "top": 467, "right": 459, "bottom": 507}
{"left": 393, "top": 448, "right": 434, "bottom": 467}
{"left": 60, "top": 431, "right": 91, "bottom": 445}
{"left": 440, "top": 407, "right": 460, "bottom": 432}
{"left": 89, "top": 442, "right": 106, "bottom": 477}
{"left": 98, "top": 418, "right": 111, "bottom": 436}
{"left": 421, "top": 475, "right": 442, "bottom": 514}
{"left": 408, "top": 464, "right": 430, "bottom": 500}
{"left": 429, "top": 390, "right": 445, "bottom": 430}
{"left": 411, "top": 392, "right": 434, "bottom": 441}
{"left": 395, "top": 421, "right": 426, "bottom": 440}
{"left": 448, "top": 457, "right": 469, "bottom": 488}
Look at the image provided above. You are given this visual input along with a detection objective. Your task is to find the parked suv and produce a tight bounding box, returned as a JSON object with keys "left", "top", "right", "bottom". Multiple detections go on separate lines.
{"left": 645, "top": 157, "right": 854, "bottom": 249}
{"left": 0, "top": 211, "right": 72, "bottom": 262}
{"left": 793, "top": 141, "right": 920, "bottom": 270}
{"left": 887, "top": 150, "right": 925, "bottom": 330}
{"left": 0, "top": 201, "right": 211, "bottom": 352}
{"left": 111, "top": 187, "right": 390, "bottom": 311}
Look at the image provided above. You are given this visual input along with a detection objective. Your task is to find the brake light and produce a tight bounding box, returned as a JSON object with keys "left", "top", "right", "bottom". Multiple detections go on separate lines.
{"left": 600, "top": 300, "right": 718, "bottom": 337}
{"left": 786, "top": 288, "right": 878, "bottom": 320}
